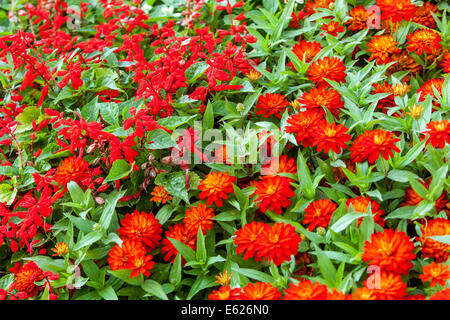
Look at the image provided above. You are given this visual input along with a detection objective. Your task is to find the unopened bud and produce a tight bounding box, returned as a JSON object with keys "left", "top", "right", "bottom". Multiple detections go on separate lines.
{"left": 236, "top": 103, "right": 244, "bottom": 112}
{"left": 162, "top": 156, "right": 172, "bottom": 165}
{"left": 141, "top": 162, "right": 148, "bottom": 170}
{"left": 316, "top": 227, "right": 326, "bottom": 236}
{"left": 94, "top": 196, "right": 104, "bottom": 205}
{"left": 148, "top": 153, "right": 156, "bottom": 163}
{"left": 93, "top": 223, "right": 101, "bottom": 231}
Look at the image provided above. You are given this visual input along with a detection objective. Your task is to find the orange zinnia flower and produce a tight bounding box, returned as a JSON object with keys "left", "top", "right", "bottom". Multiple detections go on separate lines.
{"left": 282, "top": 280, "right": 328, "bottom": 300}
{"left": 255, "top": 93, "right": 290, "bottom": 119}
{"left": 418, "top": 218, "right": 450, "bottom": 262}
{"left": 150, "top": 185, "right": 172, "bottom": 204}
{"left": 311, "top": 122, "right": 352, "bottom": 154}
{"left": 54, "top": 156, "right": 90, "bottom": 186}
{"left": 352, "top": 287, "right": 377, "bottom": 300}
{"left": 234, "top": 221, "right": 266, "bottom": 262}
{"left": 290, "top": 40, "right": 322, "bottom": 65}
{"left": 362, "top": 229, "right": 416, "bottom": 275}
{"left": 184, "top": 203, "right": 215, "bottom": 234}
{"left": 252, "top": 175, "right": 295, "bottom": 214}
{"left": 422, "top": 120, "right": 450, "bottom": 149}
{"left": 402, "top": 178, "right": 447, "bottom": 212}
{"left": 413, "top": 2, "right": 438, "bottom": 28}
{"left": 161, "top": 223, "right": 197, "bottom": 263}
{"left": 418, "top": 78, "right": 444, "bottom": 102}
{"left": 367, "top": 35, "right": 401, "bottom": 65}
{"left": 320, "top": 21, "right": 345, "bottom": 36}
{"left": 442, "top": 53, "right": 450, "bottom": 73}
{"left": 198, "top": 171, "right": 236, "bottom": 207}
{"left": 429, "top": 288, "right": 450, "bottom": 300}
{"left": 349, "top": 129, "right": 400, "bottom": 164}
{"left": 375, "top": 0, "right": 416, "bottom": 23}
{"left": 208, "top": 285, "right": 242, "bottom": 300}
{"left": 117, "top": 210, "right": 162, "bottom": 251}
{"left": 240, "top": 282, "right": 282, "bottom": 300}
{"left": 285, "top": 109, "right": 324, "bottom": 147}
{"left": 299, "top": 85, "right": 344, "bottom": 117}
{"left": 326, "top": 288, "right": 351, "bottom": 300}
{"left": 420, "top": 262, "right": 450, "bottom": 287}
{"left": 346, "top": 6, "right": 371, "bottom": 31}
{"left": 303, "top": 199, "right": 337, "bottom": 231}
{"left": 261, "top": 155, "right": 297, "bottom": 176}
{"left": 10, "top": 262, "right": 44, "bottom": 297}
{"left": 307, "top": 57, "right": 347, "bottom": 86}
{"left": 51, "top": 242, "right": 69, "bottom": 256}
{"left": 363, "top": 271, "right": 407, "bottom": 300}
{"left": 406, "top": 29, "right": 442, "bottom": 55}
{"left": 346, "top": 196, "right": 386, "bottom": 227}
{"left": 107, "top": 239, "right": 155, "bottom": 278}
{"left": 371, "top": 82, "right": 396, "bottom": 111}
{"left": 255, "top": 223, "right": 301, "bottom": 266}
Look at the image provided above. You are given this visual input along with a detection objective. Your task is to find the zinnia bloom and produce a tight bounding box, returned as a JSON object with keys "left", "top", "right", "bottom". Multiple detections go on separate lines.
{"left": 375, "top": 0, "right": 416, "bottom": 23}
{"left": 413, "top": 2, "right": 438, "bottom": 28}
{"left": 252, "top": 175, "right": 295, "bottom": 214}
{"left": 261, "top": 155, "right": 297, "bottom": 176}
{"left": 311, "top": 122, "right": 352, "bottom": 154}
{"left": 402, "top": 178, "right": 448, "bottom": 212}
{"left": 303, "top": 199, "right": 337, "bottom": 231}
{"left": 349, "top": 129, "right": 401, "bottom": 164}
{"left": 346, "top": 196, "right": 386, "bottom": 227}
{"left": 352, "top": 287, "right": 377, "bottom": 300}
{"left": 107, "top": 239, "right": 155, "bottom": 278}
{"left": 320, "top": 21, "right": 345, "bottom": 36}
{"left": 422, "top": 120, "right": 450, "bottom": 149}
{"left": 51, "top": 242, "right": 69, "bottom": 256}
{"left": 418, "top": 78, "right": 444, "bottom": 102}
{"left": 363, "top": 271, "right": 407, "bottom": 300}
{"left": 429, "top": 288, "right": 450, "bottom": 300}
{"left": 386, "top": 51, "right": 422, "bottom": 81}
{"left": 367, "top": 35, "right": 401, "bottom": 65}
{"left": 442, "top": 53, "right": 450, "bottom": 73}
{"left": 53, "top": 156, "right": 90, "bottom": 186}
{"left": 208, "top": 285, "right": 242, "bottom": 300}
{"left": 10, "top": 262, "right": 44, "bottom": 297}
{"left": 283, "top": 280, "right": 328, "bottom": 300}
{"left": 117, "top": 210, "right": 163, "bottom": 251}
{"left": 299, "top": 85, "right": 344, "bottom": 117}
{"left": 184, "top": 203, "right": 215, "bottom": 234}
{"left": 307, "top": 57, "right": 347, "bottom": 86}
{"left": 362, "top": 229, "right": 416, "bottom": 275}
{"left": 198, "top": 171, "right": 236, "bottom": 207}
{"left": 150, "top": 185, "right": 173, "bottom": 204}
{"left": 419, "top": 262, "right": 450, "bottom": 287}
{"left": 255, "top": 222, "right": 301, "bottom": 266}
{"left": 327, "top": 289, "right": 351, "bottom": 300}
{"left": 418, "top": 218, "right": 450, "bottom": 262}
{"left": 234, "top": 221, "right": 266, "bottom": 261}
{"left": 285, "top": 109, "right": 324, "bottom": 147}
{"left": 255, "top": 93, "right": 290, "bottom": 119}
{"left": 406, "top": 29, "right": 442, "bottom": 55}
{"left": 240, "top": 282, "right": 282, "bottom": 300}
{"left": 290, "top": 40, "right": 322, "bottom": 65}
{"left": 371, "top": 82, "right": 396, "bottom": 111}
{"left": 161, "top": 223, "right": 197, "bottom": 263}
{"left": 346, "top": 6, "right": 371, "bottom": 31}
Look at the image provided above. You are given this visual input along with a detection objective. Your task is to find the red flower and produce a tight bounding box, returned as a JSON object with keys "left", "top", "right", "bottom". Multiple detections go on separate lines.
{"left": 362, "top": 229, "right": 416, "bottom": 275}
{"left": 117, "top": 210, "right": 162, "bottom": 251}
{"left": 261, "top": 155, "right": 297, "bottom": 177}
{"left": 300, "top": 85, "right": 344, "bottom": 117}
{"left": 311, "top": 121, "right": 352, "bottom": 154}
{"left": 289, "top": 40, "right": 322, "bottom": 65}
{"left": 234, "top": 221, "right": 266, "bottom": 261}
{"left": 367, "top": 35, "right": 401, "bottom": 65}
{"left": 349, "top": 129, "right": 400, "bottom": 164}
{"left": 285, "top": 109, "right": 324, "bottom": 147}
{"left": 418, "top": 218, "right": 450, "bottom": 262}
{"left": 406, "top": 29, "right": 442, "bottom": 55}
{"left": 240, "top": 282, "right": 282, "bottom": 300}
{"left": 320, "top": 21, "right": 345, "bottom": 36}
{"left": 375, "top": 0, "right": 416, "bottom": 22}
{"left": 303, "top": 199, "right": 337, "bottom": 231}
{"left": 161, "top": 223, "right": 197, "bottom": 263}
{"left": 419, "top": 262, "right": 450, "bottom": 287}
{"left": 346, "top": 196, "right": 386, "bottom": 227}
{"left": 10, "top": 262, "right": 44, "bottom": 298}
{"left": 363, "top": 271, "right": 407, "bottom": 300}
{"left": 252, "top": 175, "right": 295, "bottom": 214}
{"left": 208, "top": 285, "right": 242, "bottom": 300}
{"left": 283, "top": 280, "right": 328, "bottom": 300}
{"left": 255, "top": 93, "right": 290, "bottom": 119}
{"left": 422, "top": 120, "right": 450, "bottom": 149}
{"left": 307, "top": 57, "right": 347, "bottom": 86}
{"left": 184, "top": 203, "right": 215, "bottom": 234}
{"left": 198, "top": 171, "right": 236, "bottom": 207}
{"left": 53, "top": 156, "right": 90, "bottom": 187}
{"left": 429, "top": 288, "right": 450, "bottom": 300}
{"left": 255, "top": 222, "right": 301, "bottom": 266}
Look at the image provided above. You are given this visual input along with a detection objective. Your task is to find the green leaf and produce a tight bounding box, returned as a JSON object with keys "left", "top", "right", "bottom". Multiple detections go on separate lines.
{"left": 99, "top": 102, "right": 120, "bottom": 126}
{"left": 330, "top": 212, "right": 368, "bottom": 233}
{"left": 73, "top": 232, "right": 103, "bottom": 251}
{"left": 142, "top": 280, "right": 169, "bottom": 300}
{"left": 187, "top": 276, "right": 216, "bottom": 300}
{"left": 168, "top": 238, "right": 196, "bottom": 262}
{"left": 313, "top": 244, "right": 337, "bottom": 287}
{"left": 196, "top": 228, "right": 207, "bottom": 263}
{"left": 155, "top": 172, "right": 189, "bottom": 203}
{"left": 107, "top": 270, "right": 143, "bottom": 286}
{"left": 97, "top": 285, "right": 118, "bottom": 300}
{"left": 104, "top": 159, "right": 133, "bottom": 183}
{"left": 185, "top": 62, "right": 209, "bottom": 82}
{"left": 0, "top": 184, "right": 17, "bottom": 206}
{"left": 271, "top": 0, "right": 295, "bottom": 43}
{"left": 67, "top": 181, "right": 85, "bottom": 203}
{"left": 148, "top": 129, "right": 177, "bottom": 149}
{"left": 428, "top": 235, "right": 450, "bottom": 245}
{"left": 98, "top": 190, "right": 126, "bottom": 232}
{"left": 169, "top": 254, "right": 182, "bottom": 287}
{"left": 22, "top": 256, "right": 65, "bottom": 273}
{"left": 203, "top": 101, "right": 214, "bottom": 130}
{"left": 231, "top": 266, "right": 274, "bottom": 283}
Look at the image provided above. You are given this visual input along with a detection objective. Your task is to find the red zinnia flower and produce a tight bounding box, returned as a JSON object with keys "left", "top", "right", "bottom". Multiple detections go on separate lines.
{"left": 371, "top": 82, "right": 396, "bottom": 111}
{"left": 442, "top": 53, "right": 450, "bottom": 73}
{"left": 184, "top": 203, "right": 215, "bottom": 234}
{"left": 299, "top": 85, "right": 344, "bottom": 117}
{"left": 375, "top": 0, "right": 416, "bottom": 22}
{"left": 362, "top": 229, "right": 416, "bottom": 275}
{"left": 349, "top": 129, "right": 401, "bottom": 164}
{"left": 107, "top": 239, "right": 155, "bottom": 278}
{"left": 198, "top": 171, "right": 236, "bottom": 207}
{"left": 327, "top": 288, "right": 351, "bottom": 300}
{"left": 418, "top": 78, "right": 444, "bottom": 102}
{"left": 252, "top": 175, "right": 295, "bottom": 214}
{"left": 406, "top": 29, "right": 442, "bottom": 55}
{"left": 429, "top": 288, "right": 450, "bottom": 300}
{"left": 161, "top": 223, "right": 197, "bottom": 263}
{"left": 346, "top": 196, "right": 386, "bottom": 227}
{"left": 311, "top": 122, "right": 352, "bottom": 154}
{"left": 418, "top": 218, "right": 450, "bottom": 262}
{"left": 419, "top": 262, "right": 450, "bottom": 287}
{"left": 352, "top": 287, "right": 377, "bottom": 300}
{"left": 255, "top": 222, "right": 302, "bottom": 266}
{"left": 53, "top": 156, "right": 90, "bottom": 187}
{"left": 320, "top": 21, "right": 345, "bottom": 36}
{"left": 367, "top": 35, "right": 401, "bottom": 65}
{"left": 117, "top": 210, "right": 162, "bottom": 251}
{"left": 261, "top": 155, "right": 297, "bottom": 177}
{"left": 422, "top": 120, "right": 450, "bottom": 149}
{"left": 290, "top": 40, "right": 322, "bottom": 65}
{"left": 234, "top": 221, "right": 266, "bottom": 261}
{"left": 363, "top": 271, "right": 407, "bottom": 300}
{"left": 255, "top": 93, "right": 290, "bottom": 119}
{"left": 285, "top": 109, "right": 324, "bottom": 147}
{"left": 307, "top": 57, "right": 347, "bottom": 86}
{"left": 10, "top": 262, "right": 44, "bottom": 297}
{"left": 208, "top": 285, "right": 242, "bottom": 300}
{"left": 240, "top": 282, "right": 282, "bottom": 300}
{"left": 283, "top": 280, "right": 328, "bottom": 300}
{"left": 303, "top": 199, "right": 337, "bottom": 231}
